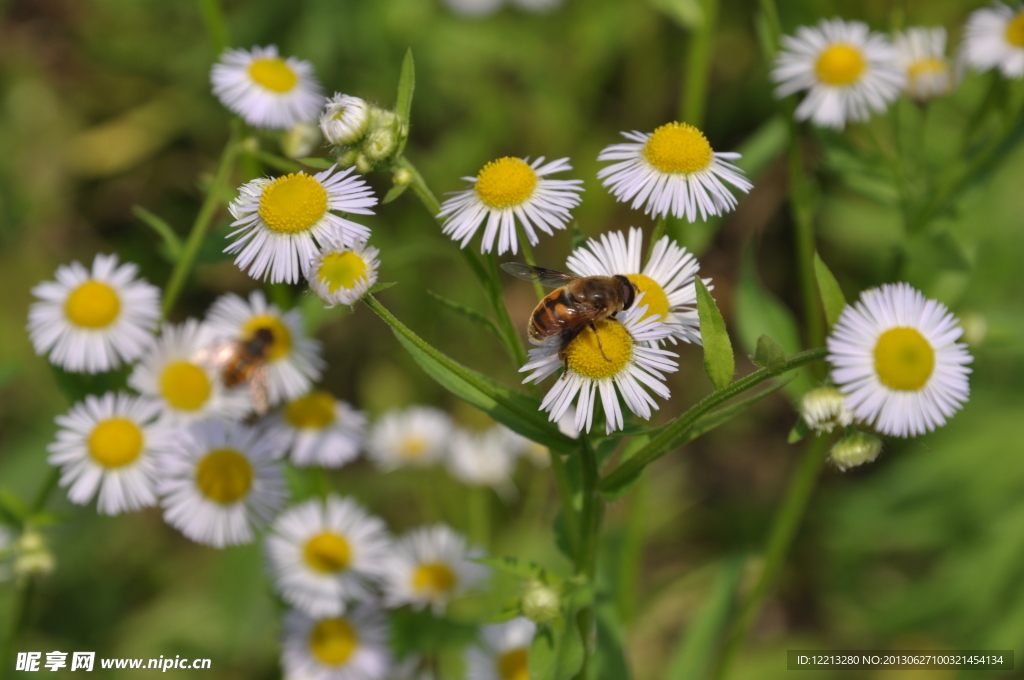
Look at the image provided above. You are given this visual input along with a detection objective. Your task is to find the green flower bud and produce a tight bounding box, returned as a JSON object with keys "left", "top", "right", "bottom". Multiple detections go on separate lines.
{"left": 392, "top": 167, "right": 413, "bottom": 186}
{"left": 363, "top": 126, "right": 399, "bottom": 162}
{"left": 522, "top": 579, "right": 561, "bottom": 624}
{"left": 830, "top": 431, "right": 883, "bottom": 471}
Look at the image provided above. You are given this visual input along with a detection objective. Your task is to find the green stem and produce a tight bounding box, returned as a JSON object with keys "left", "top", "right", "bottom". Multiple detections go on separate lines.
{"left": 30, "top": 468, "right": 60, "bottom": 514}
{"left": 573, "top": 436, "right": 603, "bottom": 680}
{"left": 680, "top": 0, "right": 719, "bottom": 129}
{"left": 786, "top": 125, "right": 824, "bottom": 355}
{"left": 600, "top": 348, "right": 827, "bottom": 493}
{"left": 197, "top": 0, "right": 230, "bottom": 54}
{"left": 518, "top": 234, "right": 546, "bottom": 301}
{"left": 548, "top": 448, "right": 580, "bottom": 556}
{"left": 467, "top": 485, "right": 491, "bottom": 549}
{"left": 647, "top": 217, "right": 667, "bottom": 260}
{"left": 1, "top": 578, "right": 35, "bottom": 680}
{"left": 162, "top": 126, "right": 240, "bottom": 319}
{"left": 711, "top": 434, "right": 832, "bottom": 680}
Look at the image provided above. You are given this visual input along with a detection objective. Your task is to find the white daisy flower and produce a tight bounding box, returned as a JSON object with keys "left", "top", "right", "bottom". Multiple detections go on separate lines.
{"left": 381, "top": 524, "right": 488, "bottom": 613}
{"left": 895, "top": 27, "right": 955, "bottom": 102}
{"left": 226, "top": 165, "right": 377, "bottom": 284}
{"left": 596, "top": 123, "right": 751, "bottom": 222}
{"left": 47, "top": 392, "right": 170, "bottom": 515}
{"left": 566, "top": 226, "right": 706, "bottom": 345}
{"left": 266, "top": 495, "right": 392, "bottom": 618}
{"left": 771, "top": 18, "right": 905, "bottom": 130}
{"left": 281, "top": 606, "right": 391, "bottom": 680}
{"left": 798, "top": 386, "right": 854, "bottom": 434}
{"left": 128, "top": 319, "right": 251, "bottom": 425}
{"left": 366, "top": 406, "right": 453, "bottom": 470}
{"left": 307, "top": 240, "right": 380, "bottom": 308}
{"left": 264, "top": 390, "right": 366, "bottom": 467}
{"left": 157, "top": 419, "right": 288, "bottom": 548}
{"left": 466, "top": 618, "right": 535, "bottom": 680}
{"left": 205, "top": 291, "right": 324, "bottom": 407}
{"left": 320, "top": 94, "right": 371, "bottom": 147}
{"left": 282, "top": 121, "right": 323, "bottom": 160}
{"left": 437, "top": 156, "right": 583, "bottom": 256}
{"left": 827, "top": 283, "right": 973, "bottom": 438}
{"left": 963, "top": 2, "right": 1024, "bottom": 78}
{"left": 27, "top": 253, "right": 160, "bottom": 374}
{"left": 210, "top": 45, "right": 324, "bottom": 130}
{"left": 520, "top": 295, "right": 678, "bottom": 434}
{"left": 447, "top": 427, "right": 518, "bottom": 497}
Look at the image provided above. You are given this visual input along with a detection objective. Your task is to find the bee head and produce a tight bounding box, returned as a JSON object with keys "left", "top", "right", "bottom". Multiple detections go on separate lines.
{"left": 253, "top": 327, "right": 275, "bottom": 345}
{"left": 616, "top": 275, "right": 637, "bottom": 310}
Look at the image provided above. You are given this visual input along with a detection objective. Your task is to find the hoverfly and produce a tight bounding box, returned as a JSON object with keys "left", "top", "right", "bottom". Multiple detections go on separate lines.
{"left": 195, "top": 327, "right": 273, "bottom": 415}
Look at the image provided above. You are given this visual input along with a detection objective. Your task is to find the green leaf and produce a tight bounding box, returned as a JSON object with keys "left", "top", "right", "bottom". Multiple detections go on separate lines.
{"left": 0, "top": 489, "right": 28, "bottom": 529}
{"left": 571, "top": 221, "right": 586, "bottom": 251}
{"left": 390, "top": 609, "right": 478, "bottom": 658}
{"left": 297, "top": 157, "right": 334, "bottom": 170}
{"left": 753, "top": 335, "right": 786, "bottom": 374}
{"left": 813, "top": 252, "right": 846, "bottom": 329}
{"left": 367, "top": 281, "right": 397, "bottom": 295}
{"left": 133, "top": 206, "right": 182, "bottom": 260}
{"left": 253, "top": 150, "right": 302, "bottom": 173}
{"left": 647, "top": 0, "right": 703, "bottom": 29}
{"left": 485, "top": 597, "right": 525, "bottom": 624}
{"left": 382, "top": 181, "right": 410, "bottom": 204}
{"left": 530, "top": 617, "right": 585, "bottom": 680}
{"left": 788, "top": 416, "right": 810, "bottom": 444}
{"left": 49, "top": 364, "right": 130, "bottom": 404}
{"left": 427, "top": 290, "right": 502, "bottom": 339}
{"left": 595, "top": 601, "right": 631, "bottom": 680}
{"left": 395, "top": 48, "right": 415, "bottom": 154}
{"left": 476, "top": 556, "right": 560, "bottom": 583}
{"left": 695, "top": 278, "right": 734, "bottom": 391}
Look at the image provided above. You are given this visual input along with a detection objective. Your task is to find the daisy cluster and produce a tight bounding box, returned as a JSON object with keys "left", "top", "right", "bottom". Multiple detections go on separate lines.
{"left": 773, "top": 4, "right": 1024, "bottom": 130}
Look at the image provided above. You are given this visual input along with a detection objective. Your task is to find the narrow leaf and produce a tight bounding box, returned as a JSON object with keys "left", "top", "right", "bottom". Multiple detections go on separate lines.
{"left": 813, "top": 252, "right": 846, "bottom": 329}
{"left": 427, "top": 290, "right": 502, "bottom": 339}
{"left": 695, "top": 278, "right": 734, "bottom": 391}
{"left": 382, "top": 181, "right": 410, "bottom": 204}
{"left": 133, "top": 206, "right": 182, "bottom": 259}
{"left": 475, "top": 556, "right": 558, "bottom": 583}
{"left": 753, "top": 335, "right": 786, "bottom": 374}
{"left": 395, "top": 48, "right": 415, "bottom": 154}
{"left": 254, "top": 150, "right": 302, "bottom": 173}
{"left": 787, "top": 417, "right": 810, "bottom": 444}
{"left": 0, "top": 489, "right": 28, "bottom": 528}
{"left": 297, "top": 157, "right": 334, "bottom": 170}
{"left": 571, "top": 221, "right": 586, "bottom": 251}
{"left": 367, "top": 281, "right": 397, "bottom": 295}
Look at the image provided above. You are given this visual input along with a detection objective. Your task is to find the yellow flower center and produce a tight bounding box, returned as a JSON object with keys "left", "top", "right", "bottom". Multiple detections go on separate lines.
{"left": 247, "top": 57, "right": 298, "bottom": 93}
{"left": 815, "top": 44, "right": 867, "bottom": 85}
{"left": 258, "top": 173, "right": 328, "bottom": 234}
{"left": 285, "top": 390, "right": 337, "bottom": 430}
{"left": 873, "top": 327, "right": 935, "bottom": 391}
{"left": 474, "top": 157, "right": 538, "bottom": 208}
{"left": 563, "top": 319, "right": 633, "bottom": 380}
{"left": 412, "top": 562, "right": 457, "bottom": 596}
{"left": 317, "top": 251, "right": 368, "bottom": 293}
{"left": 399, "top": 435, "right": 428, "bottom": 460}
{"left": 642, "top": 122, "right": 713, "bottom": 174}
{"left": 159, "top": 361, "right": 212, "bottom": 411}
{"left": 64, "top": 280, "right": 120, "bottom": 328}
{"left": 241, "top": 315, "right": 292, "bottom": 361}
{"left": 496, "top": 648, "right": 530, "bottom": 680}
{"left": 625, "top": 274, "right": 671, "bottom": 322}
{"left": 308, "top": 618, "right": 359, "bottom": 666}
{"left": 194, "top": 448, "right": 253, "bottom": 504}
{"left": 303, "top": 532, "right": 352, "bottom": 573}
{"left": 88, "top": 418, "right": 144, "bottom": 468}
{"left": 1006, "top": 11, "right": 1024, "bottom": 47}
{"left": 908, "top": 57, "right": 948, "bottom": 80}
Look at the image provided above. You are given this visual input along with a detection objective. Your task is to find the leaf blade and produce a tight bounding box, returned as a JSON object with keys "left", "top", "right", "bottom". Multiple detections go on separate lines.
{"left": 395, "top": 48, "right": 415, "bottom": 154}
{"left": 696, "top": 278, "right": 734, "bottom": 391}
{"left": 813, "top": 252, "right": 846, "bottom": 329}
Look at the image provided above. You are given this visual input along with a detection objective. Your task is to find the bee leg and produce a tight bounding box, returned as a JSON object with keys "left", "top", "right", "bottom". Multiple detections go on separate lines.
{"left": 591, "top": 323, "right": 612, "bottom": 362}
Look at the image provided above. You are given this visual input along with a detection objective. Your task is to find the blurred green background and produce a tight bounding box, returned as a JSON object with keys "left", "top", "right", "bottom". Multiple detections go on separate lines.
{"left": 1, "top": 0, "right": 1023, "bottom": 678}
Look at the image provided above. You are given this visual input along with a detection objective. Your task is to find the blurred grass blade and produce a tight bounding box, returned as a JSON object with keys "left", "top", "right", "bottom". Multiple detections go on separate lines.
{"left": 395, "top": 48, "right": 415, "bottom": 154}
{"left": 297, "top": 157, "right": 334, "bottom": 169}
{"left": 813, "top": 252, "right": 846, "bottom": 329}
{"left": 133, "top": 206, "right": 182, "bottom": 259}
{"left": 696, "top": 278, "right": 734, "bottom": 391}
{"left": 197, "top": 0, "right": 229, "bottom": 53}
{"left": 427, "top": 290, "right": 502, "bottom": 339}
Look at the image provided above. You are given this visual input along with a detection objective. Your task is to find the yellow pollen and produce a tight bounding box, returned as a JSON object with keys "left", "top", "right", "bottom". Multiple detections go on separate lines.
{"left": 1006, "top": 11, "right": 1024, "bottom": 47}
{"left": 412, "top": 562, "right": 457, "bottom": 596}
{"left": 873, "top": 327, "right": 935, "bottom": 391}
{"left": 241, "top": 315, "right": 292, "bottom": 361}
{"left": 194, "top": 448, "right": 253, "bottom": 504}
{"left": 317, "top": 251, "right": 368, "bottom": 293}
{"left": 626, "top": 274, "right": 671, "bottom": 322}
{"left": 496, "top": 648, "right": 530, "bottom": 680}
{"left": 399, "top": 435, "right": 428, "bottom": 460}
{"left": 64, "top": 280, "right": 120, "bottom": 328}
{"left": 247, "top": 57, "right": 298, "bottom": 93}
{"left": 308, "top": 618, "right": 359, "bottom": 666}
{"left": 258, "top": 173, "right": 328, "bottom": 234}
{"left": 88, "top": 418, "right": 144, "bottom": 468}
{"left": 303, "top": 532, "right": 352, "bottom": 573}
{"left": 474, "top": 157, "right": 538, "bottom": 208}
{"left": 563, "top": 319, "right": 633, "bottom": 380}
{"left": 815, "top": 43, "right": 867, "bottom": 85}
{"left": 285, "top": 391, "right": 336, "bottom": 429}
{"left": 159, "top": 361, "right": 212, "bottom": 411}
{"left": 642, "top": 122, "right": 714, "bottom": 174}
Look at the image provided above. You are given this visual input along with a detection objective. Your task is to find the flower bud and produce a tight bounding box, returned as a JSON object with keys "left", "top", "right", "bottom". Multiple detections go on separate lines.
{"left": 392, "top": 167, "right": 413, "bottom": 186}
{"left": 14, "top": 530, "right": 55, "bottom": 578}
{"left": 521, "top": 579, "right": 560, "bottom": 624}
{"left": 355, "top": 154, "right": 373, "bottom": 174}
{"left": 363, "top": 126, "right": 399, "bottom": 162}
{"left": 281, "top": 121, "right": 321, "bottom": 159}
{"left": 799, "top": 387, "right": 853, "bottom": 434}
{"left": 333, "top": 147, "right": 359, "bottom": 169}
{"left": 320, "top": 94, "right": 370, "bottom": 146}
{"left": 830, "top": 431, "right": 883, "bottom": 471}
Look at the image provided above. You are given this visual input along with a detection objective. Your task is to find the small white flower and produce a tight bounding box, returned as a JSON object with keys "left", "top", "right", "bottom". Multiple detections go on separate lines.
{"left": 521, "top": 295, "right": 679, "bottom": 435}
{"left": 500, "top": 414, "right": 577, "bottom": 468}
{"left": 307, "top": 240, "right": 380, "bottom": 307}
{"left": 827, "top": 283, "right": 972, "bottom": 438}
{"left": 381, "top": 524, "right": 488, "bottom": 613}
{"left": 264, "top": 390, "right": 366, "bottom": 467}
{"left": 47, "top": 392, "right": 171, "bottom": 515}
{"left": 210, "top": 45, "right": 324, "bottom": 130}
{"left": 437, "top": 156, "right": 583, "bottom": 256}
{"left": 366, "top": 406, "right": 453, "bottom": 470}
{"left": 266, "top": 496, "right": 392, "bottom": 618}
{"left": 320, "top": 94, "right": 371, "bottom": 146}
{"left": 772, "top": 18, "right": 905, "bottom": 129}
{"left": 466, "top": 618, "right": 535, "bottom": 680}
{"left": 597, "top": 123, "right": 751, "bottom": 222}
{"left": 27, "top": 253, "right": 160, "bottom": 374}
{"left": 282, "top": 121, "right": 323, "bottom": 159}
{"left": 895, "top": 27, "right": 955, "bottom": 102}
{"left": 157, "top": 419, "right": 288, "bottom": 548}
{"left": 447, "top": 427, "right": 519, "bottom": 497}
{"left": 962, "top": 2, "right": 1024, "bottom": 78}
{"left": 799, "top": 386, "right": 854, "bottom": 434}
{"left": 567, "top": 227, "right": 707, "bottom": 345}
{"left": 226, "top": 165, "right": 377, "bottom": 284}
{"left": 205, "top": 291, "right": 325, "bottom": 407}
{"left": 281, "top": 606, "right": 391, "bottom": 680}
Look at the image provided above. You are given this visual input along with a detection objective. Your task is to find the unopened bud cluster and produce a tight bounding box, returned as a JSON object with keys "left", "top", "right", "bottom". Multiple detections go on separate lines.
{"left": 800, "top": 386, "right": 853, "bottom": 434}
{"left": 320, "top": 93, "right": 405, "bottom": 172}
{"left": 521, "top": 579, "right": 561, "bottom": 624}
{"left": 14, "top": 530, "right": 56, "bottom": 578}
{"left": 830, "top": 431, "right": 883, "bottom": 471}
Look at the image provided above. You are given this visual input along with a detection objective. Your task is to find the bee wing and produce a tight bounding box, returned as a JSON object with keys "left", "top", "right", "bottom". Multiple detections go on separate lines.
{"left": 249, "top": 366, "right": 271, "bottom": 416}
{"left": 192, "top": 339, "right": 237, "bottom": 367}
{"left": 500, "top": 263, "right": 579, "bottom": 288}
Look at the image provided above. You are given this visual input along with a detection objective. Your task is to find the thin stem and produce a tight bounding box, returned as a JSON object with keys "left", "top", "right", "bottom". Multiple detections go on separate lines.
{"left": 548, "top": 449, "right": 580, "bottom": 557}
{"left": 197, "top": 0, "right": 230, "bottom": 54}
{"left": 467, "top": 485, "right": 491, "bottom": 549}
{"left": 518, "top": 234, "right": 546, "bottom": 300}
{"left": 786, "top": 126, "right": 825, "bottom": 355}
{"left": 711, "top": 434, "right": 832, "bottom": 680}
{"left": 573, "top": 436, "right": 603, "bottom": 680}
{"left": 647, "top": 217, "right": 667, "bottom": 260}
{"left": 1, "top": 578, "right": 35, "bottom": 680}
{"left": 30, "top": 468, "right": 60, "bottom": 514}
{"left": 680, "top": 0, "right": 719, "bottom": 129}
{"left": 162, "top": 126, "right": 240, "bottom": 318}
